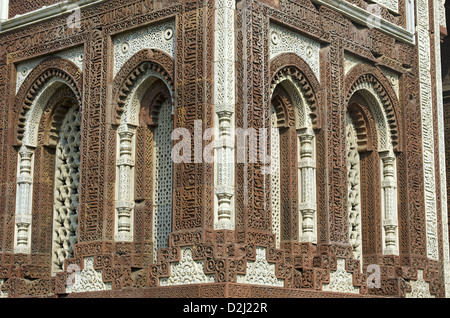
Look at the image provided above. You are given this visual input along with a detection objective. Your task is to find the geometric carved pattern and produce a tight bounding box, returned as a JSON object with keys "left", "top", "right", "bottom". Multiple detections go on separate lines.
{"left": 236, "top": 247, "right": 284, "bottom": 287}
{"left": 16, "top": 46, "right": 85, "bottom": 94}
{"left": 66, "top": 257, "right": 112, "bottom": 294}
{"left": 269, "top": 22, "right": 320, "bottom": 80}
{"left": 153, "top": 99, "right": 173, "bottom": 259}
{"left": 346, "top": 113, "right": 362, "bottom": 264}
{"left": 322, "top": 258, "right": 360, "bottom": 294}
{"left": 345, "top": 65, "right": 401, "bottom": 153}
{"left": 113, "top": 20, "right": 175, "bottom": 77}
{"left": 51, "top": 106, "right": 81, "bottom": 274}
{"left": 0, "top": 0, "right": 447, "bottom": 300}
{"left": 113, "top": 49, "right": 174, "bottom": 124}
{"left": 406, "top": 270, "right": 434, "bottom": 298}
{"left": 270, "top": 54, "right": 321, "bottom": 130}
{"left": 270, "top": 105, "right": 281, "bottom": 248}
{"left": 159, "top": 247, "right": 215, "bottom": 286}
{"left": 14, "top": 57, "right": 83, "bottom": 145}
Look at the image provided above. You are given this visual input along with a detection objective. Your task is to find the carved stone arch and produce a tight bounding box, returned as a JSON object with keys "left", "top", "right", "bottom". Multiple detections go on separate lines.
{"left": 112, "top": 50, "right": 175, "bottom": 245}
{"left": 12, "top": 61, "right": 82, "bottom": 257}
{"left": 139, "top": 79, "right": 172, "bottom": 127}
{"left": 345, "top": 66, "right": 401, "bottom": 258}
{"left": 31, "top": 84, "right": 82, "bottom": 267}
{"left": 39, "top": 86, "right": 80, "bottom": 148}
{"left": 345, "top": 64, "right": 402, "bottom": 153}
{"left": 14, "top": 56, "right": 83, "bottom": 146}
{"left": 347, "top": 93, "right": 375, "bottom": 153}
{"left": 270, "top": 53, "right": 322, "bottom": 130}
{"left": 112, "top": 49, "right": 175, "bottom": 125}
{"left": 271, "top": 85, "right": 296, "bottom": 129}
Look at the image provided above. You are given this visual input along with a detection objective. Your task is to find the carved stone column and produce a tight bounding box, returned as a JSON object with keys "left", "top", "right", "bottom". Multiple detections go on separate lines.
{"left": 297, "top": 128, "right": 316, "bottom": 243}
{"left": 380, "top": 152, "right": 398, "bottom": 255}
{"left": 215, "top": 110, "right": 234, "bottom": 229}
{"left": 14, "top": 145, "right": 34, "bottom": 253}
{"left": 214, "top": 0, "right": 235, "bottom": 230}
{"left": 115, "top": 124, "right": 136, "bottom": 242}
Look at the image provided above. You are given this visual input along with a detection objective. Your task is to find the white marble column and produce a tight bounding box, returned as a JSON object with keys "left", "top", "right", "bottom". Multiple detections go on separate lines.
{"left": 0, "top": 0, "right": 9, "bottom": 22}
{"left": 214, "top": 0, "right": 235, "bottom": 230}
{"left": 115, "top": 124, "right": 135, "bottom": 242}
{"left": 215, "top": 110, "right": 234, "bottom": 229}
{"left": 380, "top": 152, "right": 398, "bottom": 255}
{"left": 297, "top": 128, "right": 317, "bottom": 243}
{"left": 14, "top": 145, "right": 34, "bottom": 253}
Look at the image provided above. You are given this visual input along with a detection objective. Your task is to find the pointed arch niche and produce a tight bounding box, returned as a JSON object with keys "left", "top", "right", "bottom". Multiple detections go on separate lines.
{"left": 12, "top": 58, "right": 83, "bottom": 276}
{"left": 345, "top": 84, "right": 400, "bottom": 264}
{"left": 269, "top": 64, "right": 320, "bottom": 248}
{"left": 112, "top": 49, "right": 175, "bottom": 263}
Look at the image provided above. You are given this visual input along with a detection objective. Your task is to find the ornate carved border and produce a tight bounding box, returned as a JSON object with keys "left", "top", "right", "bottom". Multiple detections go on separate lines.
{"left": 111, "top": 49, "right": 175, "bottom": 125}
{"left": 344, "top": 63, "right": 403, "bottom": 153}
{"left": 14, "top": 57, "right": 83, "bottom": 146}
{"left": 270, "top": 52, "right": 322, "bottom": 130}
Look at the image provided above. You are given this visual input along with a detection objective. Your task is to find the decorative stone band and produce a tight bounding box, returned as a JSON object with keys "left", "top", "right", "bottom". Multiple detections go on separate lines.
{"left": 416, "top": 0, "right": 439, "bottom": 261}
{"left": 432, "top": 0, "right": 450, "bottom": 296}
{"left": 0, "top": 0, "right": 105, "bottom": 33}
{"left": 214, "top": 0, "right": 235, "bottom": 230}
{"left": 310, "top": 0, "right": 415, "bottom": 44}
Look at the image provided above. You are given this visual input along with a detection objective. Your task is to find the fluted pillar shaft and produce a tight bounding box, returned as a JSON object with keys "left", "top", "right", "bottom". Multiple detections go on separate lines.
{"left": 115, "top": 124, "right": 136, "bottom": 242}
{"left": 14, "top": 145, "right": 34, "bottom": 253}
{"left": 381, "top": 153, "right": 398, "bottom": 255}
{"left": 298, "top": 128, "right": 316, "bottom": 243}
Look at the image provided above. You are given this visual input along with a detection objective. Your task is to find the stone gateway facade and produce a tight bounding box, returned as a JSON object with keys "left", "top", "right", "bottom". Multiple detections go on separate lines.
{"left": 0, "top": 0, "right": 449, "bottom": 298}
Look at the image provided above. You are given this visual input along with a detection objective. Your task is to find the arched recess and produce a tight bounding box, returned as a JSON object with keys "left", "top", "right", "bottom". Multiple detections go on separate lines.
{"left": 112, "top": 49, "right": 175, "bottom": 263}
{"left": 12, "top": 57, "right": 83, "bottom": 276}
{"left": 269, "top": 53, "right": 322, "bottom": 248}
{"left": 345, "top": 64, "right": 402, "bottom": 263}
